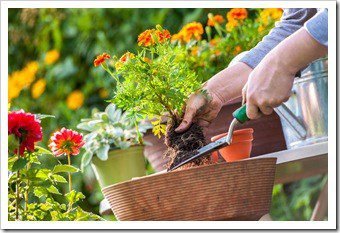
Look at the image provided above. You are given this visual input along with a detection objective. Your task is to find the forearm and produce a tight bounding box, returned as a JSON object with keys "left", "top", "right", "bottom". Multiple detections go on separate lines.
{"left": 240, "top": 8, "right": 317, "bottom": 68}
{"left": 265, "top": 27, "right": 327, "bottom": 75}
{"left": 205, "top": 62, "right": 252, "bottom": 105}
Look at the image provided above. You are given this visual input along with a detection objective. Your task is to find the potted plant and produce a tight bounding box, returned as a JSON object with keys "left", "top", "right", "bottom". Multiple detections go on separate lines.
{"left": 77, "top": 104, "right": 152, "bottom": 188}
{"left": 94, "top": 25, "right": 215, "bottom": 170}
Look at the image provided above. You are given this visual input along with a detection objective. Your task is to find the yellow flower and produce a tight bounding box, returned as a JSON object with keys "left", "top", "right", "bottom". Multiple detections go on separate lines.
{"left": 8, "top": 77, "right": 21, "bottom": 101}
{"left": 258, "top": 25, "right": 265, "bottom": 32}
{"left": 25, "top": 61, "right": 39, "bottom": 75}
{"left": 99, "top": 88, "right": 109, "bottom": 99}
{"left": 115, "top": 61, "right": 123, "bottom": 70}
{"left": 8, "top": 61, "right": 39, "bottom": 101}
{"left": 45, "top": 50, "right": 60, "bottom": 65}
{"left": 66, "top": 90, "right": 84, "bottom": 110}
{"left": 260, "top": 8, "right": 283, "bottom": 26}
{"left": 226, "top": 19, "right": 238, "bottom": 32}
{"left": 31, "top": 79, "right": 46, "bottom": 99}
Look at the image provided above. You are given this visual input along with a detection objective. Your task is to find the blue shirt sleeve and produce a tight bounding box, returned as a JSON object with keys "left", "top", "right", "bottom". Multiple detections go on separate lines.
{"left": 304, "top": 9, "right": 328, "bottom": 46}
{"left": 240, "top": 8, "right": 318, "bottom": 69}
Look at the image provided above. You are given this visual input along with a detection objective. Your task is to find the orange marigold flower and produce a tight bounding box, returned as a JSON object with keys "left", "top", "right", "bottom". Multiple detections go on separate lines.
{"left": 156, "top": 29, "right": 171, "bottom": 43}
{"left": 214, "top": 50, "right": 222, "bottom": 56}
{"left": 138, "top": 28, "right": 171, "bottom": 46}
{"left": 138, "top": 29, "right": 154, "bottom": 46}
{"left": 181, "top": 22, "right": 204, "bottom": 43}
{"left": 226, "top": 19, "right": 239, "bottom": 32}
{"left": 143, "top": 57, "right": 152, "bottom": 63}
{"left": 233, "top": 45, "right": 242, "bottom": 55}
{"left": 227, "top": 8, "right": 248, "bottom": 21}
{"left": 120, "top": 52, "right": 135, "bottom": 63}
{"left": 49, "top": 127, "right": 84, "bottom": 157}
{"left": 94, "top": 53, "right": 111, "bottom": 67}
{"left": 191, "top": 46, "right": 199, "bottom": 56}
{"left": 209, "top": 38, "right": 221, "bottom": 46}
{"left": 207, "top": 14, "right": 225, "bottom": 26}
{"left": 171, "top": 33, "right": 184, "bottom": 43}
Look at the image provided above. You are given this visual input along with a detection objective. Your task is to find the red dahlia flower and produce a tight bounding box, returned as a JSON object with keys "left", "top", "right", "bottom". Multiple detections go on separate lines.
{"left": 8, "top": 110, "right": 43, "bottom": 155}
{"left": 49, "top": 127, "right": 84, "bottom": 157}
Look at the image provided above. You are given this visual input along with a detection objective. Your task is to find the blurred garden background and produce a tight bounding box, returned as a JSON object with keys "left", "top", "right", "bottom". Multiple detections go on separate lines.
{"left": 8, "top": 8, "right": 326, "bottom": 220}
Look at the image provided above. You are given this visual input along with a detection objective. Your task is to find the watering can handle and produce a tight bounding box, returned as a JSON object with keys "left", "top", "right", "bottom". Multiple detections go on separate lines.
{"left": 274, "top": 104, "right": 307, "bottom": 140}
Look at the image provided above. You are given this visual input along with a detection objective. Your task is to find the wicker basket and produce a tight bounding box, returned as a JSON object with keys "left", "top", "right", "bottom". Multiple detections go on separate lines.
{"left": 102, "top": 157, "right": 277, "bottom": 220}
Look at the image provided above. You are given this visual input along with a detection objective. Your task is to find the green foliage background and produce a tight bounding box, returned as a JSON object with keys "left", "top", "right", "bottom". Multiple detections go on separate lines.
{"left": 9, "top": 8, "right": 325, "bottom": 220}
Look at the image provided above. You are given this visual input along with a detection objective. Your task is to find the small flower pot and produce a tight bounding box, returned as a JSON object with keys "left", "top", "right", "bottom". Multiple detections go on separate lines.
{"left": 211, "top": 128, "right": 254, "bottom": 163}
{"left": 91, "top": 146, "right": 146, "bottom": 189}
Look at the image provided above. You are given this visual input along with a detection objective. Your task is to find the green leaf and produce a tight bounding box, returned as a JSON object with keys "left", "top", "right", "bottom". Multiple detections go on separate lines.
{"left": 35, "top": 169, "right": 51, "bottom": 180}
{"left": 81, "top": 151, "right": 93, "bottom": 170}
{"left": 96, "top": 144, "right": 109, "bottom": 161}
{"left": 33, "top": 187, "right": 48, "bottom": 198}
{"left": 52, "top": 174, "right": 67, "bottom": 183}
{"left": 66, "top": 190, "right": 85, "bottom": 204}
{"left": 50, "top": 211, "right": 60, "bottom": 221}
{"left": 46, "top": 185, "right": 61, "bottom": 195}
{"left": 35, "top": 114, "right": 55, "bottom": 120}
{"left": 12, "top": 157, "right": 28, "bottom": 171}
{"left": 29, "top": 155, "right": 41, "bottom": 164}
{"left": 53, "top": 164, "right": 79, "bottom": 174}
{"left": 39, "top": 203, "right": 52, "bottom": 211}
{"left": 77, "top": 122, "right": 96, "bottom": 132}
{"left": 35, "top": 146, "right": 53, "bottom": 156}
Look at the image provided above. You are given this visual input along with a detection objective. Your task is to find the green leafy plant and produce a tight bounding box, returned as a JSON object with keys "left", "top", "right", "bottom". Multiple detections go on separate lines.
{"left": 77, "top": 103, "right": 152, "bottom": 169}
{"left": 8, "top": 110, "right": 103, "bottom": 221}
{"left": 95, "top": 25, "right": 211, "bottom": 169}
{"left": 95, "top": 25, "right": 201, "bottom": 137}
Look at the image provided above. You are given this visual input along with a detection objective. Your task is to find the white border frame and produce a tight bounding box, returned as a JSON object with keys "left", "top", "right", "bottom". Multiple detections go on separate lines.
{"left": 1, "top": 1, "right": 336, "bottom": 229}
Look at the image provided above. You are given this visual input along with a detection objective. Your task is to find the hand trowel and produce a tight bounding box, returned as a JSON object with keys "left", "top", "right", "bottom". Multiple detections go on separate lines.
{"left": 168, "top": 104, "right": 249, "bottom": 171}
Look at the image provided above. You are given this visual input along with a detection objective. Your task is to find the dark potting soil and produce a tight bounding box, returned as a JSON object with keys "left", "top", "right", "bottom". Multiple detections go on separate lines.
{"left": 164, "top": 121, "right": 212, "bottom": 171}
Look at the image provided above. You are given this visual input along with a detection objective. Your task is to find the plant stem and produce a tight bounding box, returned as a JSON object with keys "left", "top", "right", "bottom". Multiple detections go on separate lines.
{"left": 15, "top": 146, "right": 20, "bottom": 220}
{"left": 67, "top": 154, "right": 72, "bottom": 193}
{"left": 134, "top": 119, "right": 144, "bottom": 145}
{"left": 24, "top": 160, "right": 31, "bottom": 219}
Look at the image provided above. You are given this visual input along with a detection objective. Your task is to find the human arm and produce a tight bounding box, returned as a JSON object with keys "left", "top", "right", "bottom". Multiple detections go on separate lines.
{"left": 244, "top": 27, "right": 328, "bottom": 119}
{"left": 175, "top": 62, "right": 252, "bottom": 132}
{"left": 240, "top": 8, "right": 317, "bottom": 68}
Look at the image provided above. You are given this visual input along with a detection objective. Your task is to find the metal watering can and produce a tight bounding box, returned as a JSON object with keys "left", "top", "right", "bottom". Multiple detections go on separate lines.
{"left": 229, "top": 52, "right": 327, "bottom": 149}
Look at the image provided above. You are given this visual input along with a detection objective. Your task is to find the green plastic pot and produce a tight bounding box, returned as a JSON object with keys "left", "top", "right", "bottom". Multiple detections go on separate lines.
{"left": 91, "top": 146, "right": 146, "bottom": 189}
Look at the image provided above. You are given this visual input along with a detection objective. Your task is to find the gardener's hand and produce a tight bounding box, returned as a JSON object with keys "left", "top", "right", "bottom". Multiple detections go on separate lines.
{"left": 242, "top": 61, "right": 294, "bottom": 119}
{"left": 243, "top": 28, "right": 327, "bottom": 119}
{"left": 175, "top": 62, "right": 252, "bottom": 132}
{"left": 175, "top": 88, "right": 224, "bottom": 132}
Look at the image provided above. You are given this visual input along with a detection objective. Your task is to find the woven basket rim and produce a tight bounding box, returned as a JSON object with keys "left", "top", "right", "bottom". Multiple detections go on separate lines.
{"left": 102, "top": 157, "right": 277, "bottom": 191}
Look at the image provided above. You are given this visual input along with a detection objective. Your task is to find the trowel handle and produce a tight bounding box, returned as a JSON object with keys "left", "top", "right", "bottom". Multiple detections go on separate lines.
{"left": 232, "top": 105, "right": 250, "bottom": 124}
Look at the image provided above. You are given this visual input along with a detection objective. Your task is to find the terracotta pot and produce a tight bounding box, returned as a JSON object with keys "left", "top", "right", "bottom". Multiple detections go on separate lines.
{"left": 211, "top": 128, "right": 254, "bottom": 163}
{"left": 102, "top": 157, "right": 277, "bottom": 220}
